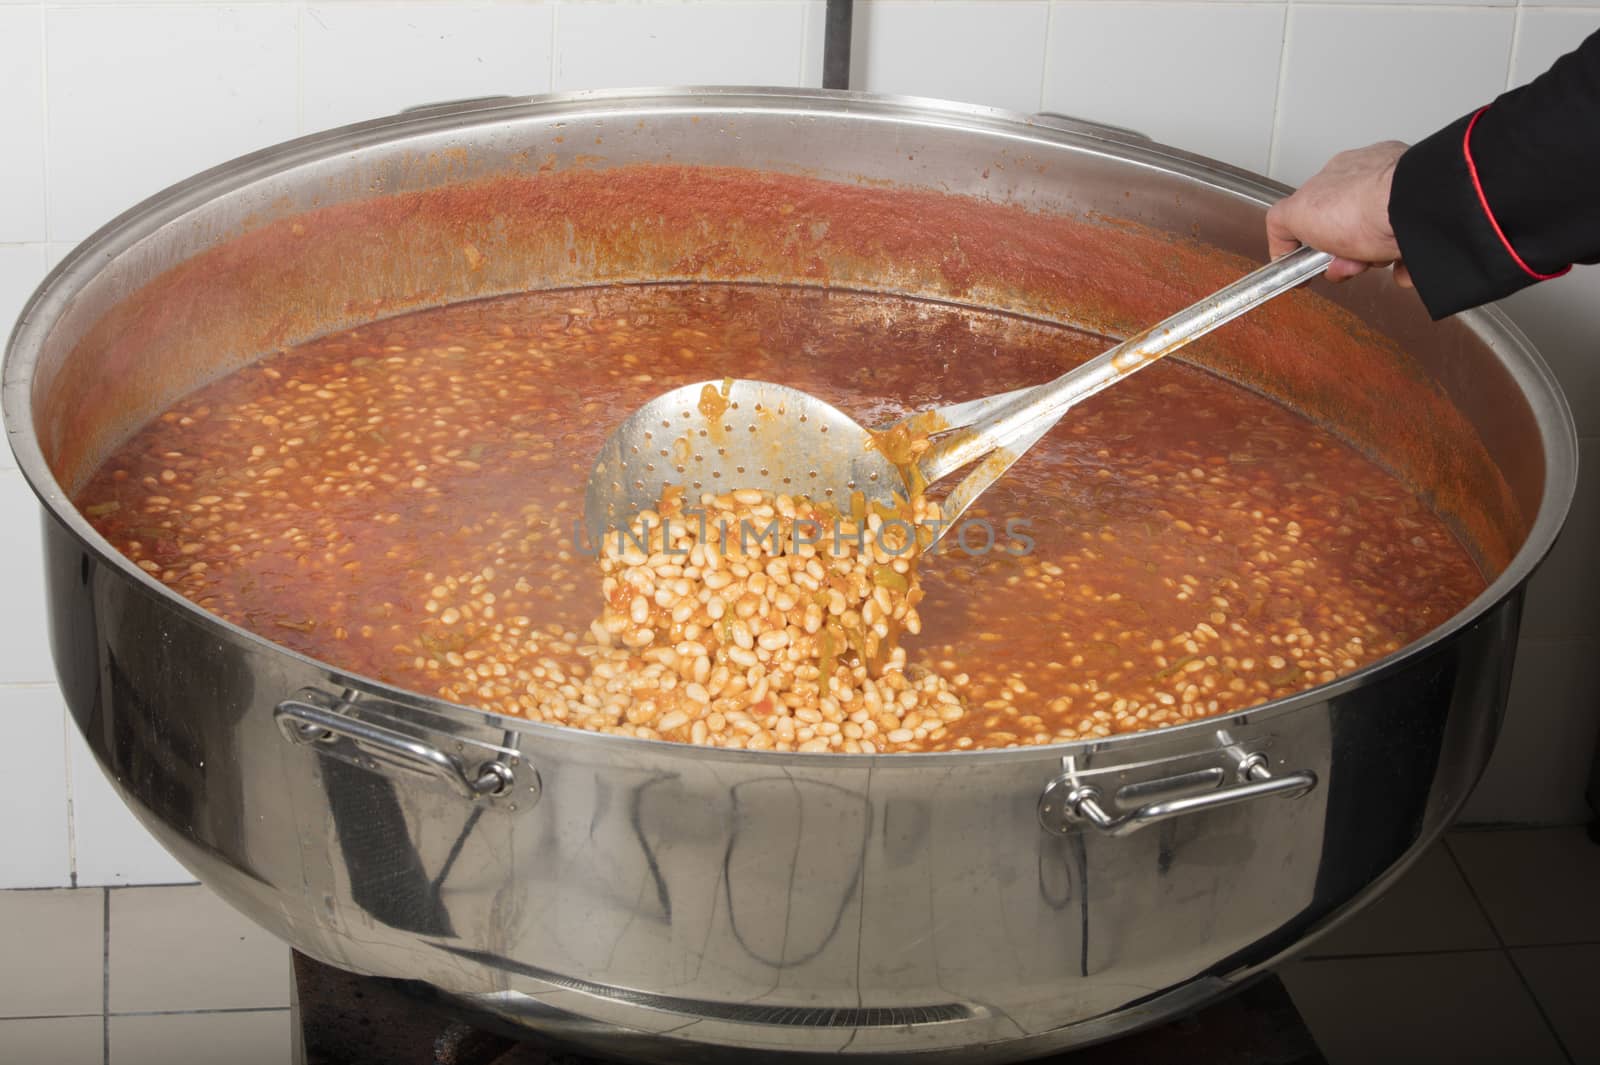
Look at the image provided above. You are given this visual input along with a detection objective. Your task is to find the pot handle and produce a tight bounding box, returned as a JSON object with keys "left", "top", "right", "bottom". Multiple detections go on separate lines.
{"left": 1038, "top": 752, "right": 1316, "bottom": 837}
{"left": 275, "top": 696, "right": 516, "bottom": 800}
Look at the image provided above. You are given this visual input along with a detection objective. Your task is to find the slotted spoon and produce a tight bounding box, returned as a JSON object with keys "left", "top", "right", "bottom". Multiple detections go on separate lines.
{"left": 585, "top": 245, "right": 1333, "bottom": 544}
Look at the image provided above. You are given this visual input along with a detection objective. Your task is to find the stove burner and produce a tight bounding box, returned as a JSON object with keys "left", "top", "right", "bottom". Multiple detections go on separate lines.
{"left": 290, "top": 952, "right": 1324, "bottom": 1065}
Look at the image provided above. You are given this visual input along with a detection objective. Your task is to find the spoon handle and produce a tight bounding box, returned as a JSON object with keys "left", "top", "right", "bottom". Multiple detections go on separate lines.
{"left": 919, "top": 245, "right": 1336, "bottom": 487}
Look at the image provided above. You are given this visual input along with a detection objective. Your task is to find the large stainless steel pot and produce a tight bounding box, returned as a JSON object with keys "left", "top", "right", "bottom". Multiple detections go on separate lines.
{"left": 3, "top": 89, "right": 1577, "bottom": 1063}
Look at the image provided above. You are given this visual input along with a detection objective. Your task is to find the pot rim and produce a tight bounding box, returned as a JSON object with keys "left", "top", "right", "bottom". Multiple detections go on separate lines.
{"left": 2, "top": 86, "right": 1579, "bottom": 767}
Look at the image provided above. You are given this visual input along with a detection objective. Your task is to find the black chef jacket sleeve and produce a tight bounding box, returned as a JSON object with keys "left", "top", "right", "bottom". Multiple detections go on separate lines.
{"left": 1388, "top": 29, "right": 1600, "bottom": 319}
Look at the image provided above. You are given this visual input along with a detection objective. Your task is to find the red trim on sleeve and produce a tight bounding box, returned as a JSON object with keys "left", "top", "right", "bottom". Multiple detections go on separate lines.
{"left": 1463, "top": 106, "right": 1571, "bottom": 282}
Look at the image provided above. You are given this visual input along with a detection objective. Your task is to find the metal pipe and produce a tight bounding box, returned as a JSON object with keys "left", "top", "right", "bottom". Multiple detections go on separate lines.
{"left": 823, "top": 0, "right": 853, "bottom": 90}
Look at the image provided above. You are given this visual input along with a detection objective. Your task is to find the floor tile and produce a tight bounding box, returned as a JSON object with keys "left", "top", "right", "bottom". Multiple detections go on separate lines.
{"left": 0, "top": 889, "right": 105, "bottom": 1019}
{"left": 1513, "top": 943, "right": 1600, "bottom": 1064}
{"left": 0, "top": 1015, "right": 103, "bottom": 1065}
{"left": 1280, "top": 952, "right": 1567, "bottom": 1065}
{"left": 110, "top": 1010, "right": 289, "bottom": 1065}
{"left": 1306, "top": 844, "right": 1498, "bottom": 957}
{"left": 1448, "top": 827, "right": 1600, "bottom": 946}
{"left": 108, "top": 886, "right": 288, "bottom": 1013}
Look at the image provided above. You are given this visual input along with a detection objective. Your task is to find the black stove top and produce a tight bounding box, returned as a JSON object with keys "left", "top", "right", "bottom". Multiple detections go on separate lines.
{"left": 291, "top": 952, "right": 1324, "bottom": 1065}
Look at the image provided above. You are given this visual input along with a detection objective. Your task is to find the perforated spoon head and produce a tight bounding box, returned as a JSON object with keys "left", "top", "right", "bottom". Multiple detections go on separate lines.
{"left": 584, "top": 379, "right": 907, "bottom": 543}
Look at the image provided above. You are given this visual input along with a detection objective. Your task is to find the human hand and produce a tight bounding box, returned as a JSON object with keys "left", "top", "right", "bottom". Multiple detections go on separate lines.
{"left": 1265, "top": 141, "right": 1412, "bottom": 288}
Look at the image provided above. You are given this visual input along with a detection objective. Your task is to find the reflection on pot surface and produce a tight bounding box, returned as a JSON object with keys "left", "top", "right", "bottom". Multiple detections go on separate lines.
{"left": 2, "top": 90, "right": 1575, "bottom": 1063}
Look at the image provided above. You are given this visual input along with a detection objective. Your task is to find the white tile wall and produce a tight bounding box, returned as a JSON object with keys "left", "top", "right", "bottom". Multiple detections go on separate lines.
{"left": 1043, "top": 2, "right": 1286, "bottom": 173}
{"left": 1497, "top": 11, "right": 1600, "bottom": 818}
{"left": 302, "top": 3, "right": 555, "bottom": 133}
{"left": 0, "top": 7, "right": 46, "bottom": 245}
{"left": 1521, "top": 437, "right": 1600, "bottom": 642}
{"left": 1463, "top": 637, "right": 1600, "bottom": 825}
{"left": 45, "top": 4, "right": 301, "bottom": 243}
{"left": 552, "top": 1, "right": 810, "bottom": 91}
{"left": 800, "top": 0, "right": 828, "bottom": 88}
{"left": 1502, "top": 270, "right": 1600, "bottom": 439}
{"left": 1512, "top": 8, "right": 1600, "bottom": 84}
{"left": 852, "top": 0, "right": 1049, "bottom": 113}
{"left": 1270, "top": 5, "right": 1514, "bottom": 184}
{"left": 0, "top": 244, "right": 49, "bottom": 356}
{"left": 2, "top": 0, "right": 1599, "bottom": 886}
{"left": 0, "top": 470, "right": 54, "bottom": 685}
{"left": 45, "top": 241, "right": 76, "bottom": 273}
{"left": 0, "top": 687, "right": 71, "bottom": 889}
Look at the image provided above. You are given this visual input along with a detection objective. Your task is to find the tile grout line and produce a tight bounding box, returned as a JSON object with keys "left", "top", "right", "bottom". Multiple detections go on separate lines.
{"left": 107, "top": 1006, "right": 292, "bottom": 1018}
{"left": 550, "top": 0, "right": 559, "bottom": 93}
{"left": 10, "top": 0, "right": 1557, "bottom": 7}
{"left": 1442, "top": 837, "right": 1578, "bottom": 1065}
{"left": 1037, "top": 0, "right": 1054, "bottom": 113}
{"left": 1505, "top": 1, "right": 1525, "bottom": 91}
{"left": 1287, "top": 2, "right": 1532, "bottom": 9}
{"left": 63, "top": 703, "right": 78, "bottom": 889}
{"left": 1264, "top": 0, "right": 1294, "bottom": 180}
{"left": 100, "top": 886, "right": 109, "bottom": 1065}
{"left": 294, "top": 0, "right": 305, "bottom": 136}
{"left": 549, "top": 0, "right": 561, "bottom": 94}
{"left": 1458, "top": 813, "right": 1600, "bottom": 829}
{"left": 102, "top": 881, "right": 198, "bottom": 890}
{"left": 0, "top": 882, "right": 92, "bottom": 893}
{"left": 794, "top": 0, "right": 808, "bottom": 88}
{"left": 1502, "top": 945, "right": 1581, "bottom": 1064}
{"left": 0, "top": 0, "right": 1440, "bottom": 4}
{"left": 1306, "top": 934, "right": 1600, "bottom": 960}
{"left": 1299, "top": 944, "right": 1509, "bottom": 962}
{"left": 0, "top": 1012, "right": 106, "bottom": 1022}
{"left": 38, "top": 0, "right": 51, "bottom": 247}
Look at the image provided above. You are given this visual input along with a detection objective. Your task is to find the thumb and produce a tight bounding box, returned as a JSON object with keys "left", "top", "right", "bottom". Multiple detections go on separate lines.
{"left": 1265, "top": 204, "right": 1301, "bottom": 262}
